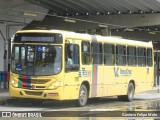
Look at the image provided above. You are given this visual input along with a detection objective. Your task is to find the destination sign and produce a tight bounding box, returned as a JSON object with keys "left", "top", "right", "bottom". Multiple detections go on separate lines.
{"left": 21, "top": 36, "right": 55, "bottom": 42}
{"left": 14, "top": 33, "right": 63, "bottom": 43}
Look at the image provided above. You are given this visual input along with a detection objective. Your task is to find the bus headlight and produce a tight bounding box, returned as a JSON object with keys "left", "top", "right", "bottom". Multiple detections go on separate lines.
{"left": 48, "top": 80, "right": 61, "bottom": 89}
{"left": 11, "top": 79, "right": 18, "bottom": 88}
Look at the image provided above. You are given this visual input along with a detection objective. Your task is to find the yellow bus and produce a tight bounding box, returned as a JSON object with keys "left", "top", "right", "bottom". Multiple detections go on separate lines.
{"left": 9, "top": 30, "right": 154, "bottom": 106}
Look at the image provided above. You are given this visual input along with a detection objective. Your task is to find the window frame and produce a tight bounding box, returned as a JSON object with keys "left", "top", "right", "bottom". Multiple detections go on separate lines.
{"left": 147, "top": 48, "right": 153, "bottom": 67}
{"left": 65, "top": 43, "right": 80, "bottom": 72}
{"left": 116, "top": 45, "right": 127, "bottom": 66}
{"left": 127, "top": 46, "right": 137, "bottom": 66}
{"left": 137, "top": 47, "right": 146, "bottom": 66}
{"left": 103, "top": 43, "right": 115, "bottom": 66}
{"left": 91, "top": 42, "right": 103, "bottom": 65}
{"left": 81, "top": 41, "right": 91, "bottom": 65}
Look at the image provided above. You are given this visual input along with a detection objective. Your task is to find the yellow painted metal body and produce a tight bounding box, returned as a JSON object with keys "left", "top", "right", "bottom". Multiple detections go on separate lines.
{"left": 9, "top": 30, "right": 154, "bottom": 100}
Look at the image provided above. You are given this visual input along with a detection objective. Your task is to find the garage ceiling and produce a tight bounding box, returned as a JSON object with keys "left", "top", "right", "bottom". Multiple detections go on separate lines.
{"left": 25, "top": 0, "right": 160, "bottom": 16}
{"left": 1, "top": 0, "right": 160, "bottom": 42}
{"left": 22, "top": 0, "right": 160, "bottom": 43}
{"left": 0, "top": 0, "right": 48, "bottom": 25}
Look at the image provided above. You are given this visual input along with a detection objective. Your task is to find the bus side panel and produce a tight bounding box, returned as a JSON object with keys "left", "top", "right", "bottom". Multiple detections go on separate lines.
{"left": 63, "top": 71, "right": 80, "bottom": 100}
{"left": 126, "top": 66, "right": 137, "bottom": 93}
{"left": 80, "top": 66, "right": 92, "bottom": 98}
{"left": 92, "top": 65, "right": 103, "bottom": 97}
{"left": 146, "top": 67, "right": 154, "bottom": 91}
{"left": 145, "top": 48, "right": 154, "bottom": 91}
{"left": 103, "top": 66, "right": 115, "bottom": 96}
{"left": 114, "top": 66, "right": 128, "bottom": 96}
{"left": 134, "top": 67, "right": 147, "bottom": 93}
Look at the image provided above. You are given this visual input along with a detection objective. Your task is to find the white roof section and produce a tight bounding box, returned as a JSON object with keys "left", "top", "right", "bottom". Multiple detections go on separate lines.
{"left": 16, "top": 29, "right": 153, "bottom": 47}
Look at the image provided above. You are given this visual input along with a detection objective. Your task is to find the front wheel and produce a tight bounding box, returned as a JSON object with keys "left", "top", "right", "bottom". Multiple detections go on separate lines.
{"left": 77, "top": 85, "right": 88, "bottom": 107}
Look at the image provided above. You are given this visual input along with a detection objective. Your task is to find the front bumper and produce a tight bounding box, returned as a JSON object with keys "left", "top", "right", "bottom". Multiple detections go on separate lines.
{"left": 9, "top": 85, "right": 63, "bottom": 100}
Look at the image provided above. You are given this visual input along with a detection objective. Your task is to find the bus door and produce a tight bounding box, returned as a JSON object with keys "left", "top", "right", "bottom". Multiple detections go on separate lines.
{"left": 64, "top": 42, "right": 80, "bottom": 100}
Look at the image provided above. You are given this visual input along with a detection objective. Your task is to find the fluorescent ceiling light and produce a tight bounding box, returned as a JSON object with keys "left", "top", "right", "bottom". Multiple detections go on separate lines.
{"left": 98, "top": 24, "right": 108, "bottom": 28}
{"left": 148, "top": 32, "right": 156, "bottom": 35}
{"left": 24, "top": 12, "right": 37, "bottom": 17}
{"left": 124, "top": 28, "right": 134, "bottom": 31}
{"left": 64, "top": 18, "right": 76, "bottom": 23}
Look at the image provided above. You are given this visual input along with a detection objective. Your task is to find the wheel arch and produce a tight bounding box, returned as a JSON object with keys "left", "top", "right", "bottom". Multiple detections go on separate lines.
{"left": 81, "top": 80, "right": 90, "bottom": 97}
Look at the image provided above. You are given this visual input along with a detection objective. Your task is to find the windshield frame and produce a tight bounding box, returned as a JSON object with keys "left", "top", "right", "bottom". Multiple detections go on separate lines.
{"left": 11, "top": 44, "right": 63, "bottom": 76}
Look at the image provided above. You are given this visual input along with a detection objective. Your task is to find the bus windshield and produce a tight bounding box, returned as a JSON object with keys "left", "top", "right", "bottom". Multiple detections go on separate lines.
{"left": 11, "top": 45, "right": 62, "bottom": 76}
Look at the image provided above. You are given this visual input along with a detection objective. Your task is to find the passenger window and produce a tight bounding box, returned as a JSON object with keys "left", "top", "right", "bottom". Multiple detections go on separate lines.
{"left": 65, "top": 44, "right": 79, "bottom": 71}
{"left": 137, "top": 47, "right": 146, "bottom": 66}
{"left": 116, "top": 45, "right": 126, "bottom": 65}
{"left": 92, "top": 42, "right": 102, "bottom": 64}
{"left": 127, "top": 46, "right": 137, "bottom": 66}
{"left": 81, "top": 41, "right": 90, "bottom": 65}
{"left": 147, "top": 48, "right": 152, "bottom": 66}
{"left": 104, "top": 44, "right": 115, "bottom": 65}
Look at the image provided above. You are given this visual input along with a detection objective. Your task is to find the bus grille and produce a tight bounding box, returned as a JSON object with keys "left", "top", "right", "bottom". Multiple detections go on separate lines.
{"left": 36, "top": 86, "right": 45, "bottom": 88}
{"left": 24, "top": 91, "right": 43, "bottom": 96}
{"left": 18, "top": 79, "right": 50, "bottom": 85}
{"left": 31, "top": 79, "right": 50, "bottom": 84}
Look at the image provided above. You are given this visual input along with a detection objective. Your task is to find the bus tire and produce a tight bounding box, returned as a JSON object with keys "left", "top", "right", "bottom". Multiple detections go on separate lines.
{"left": 77, "top": 84, "right": 88, "bottom": 107}
{"left": 125, "top": 82, "right": 134, "bottom": 101}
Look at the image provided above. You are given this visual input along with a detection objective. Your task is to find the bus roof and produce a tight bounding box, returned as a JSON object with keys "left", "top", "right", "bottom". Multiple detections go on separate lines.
{"left": 16, "top": 30, "right": 153, "bottom": 47}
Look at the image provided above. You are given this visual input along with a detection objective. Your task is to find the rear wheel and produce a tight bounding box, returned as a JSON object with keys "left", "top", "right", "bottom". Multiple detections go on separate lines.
{"left": 118, "top": 82, "right": 134, "bottom": 102}
{"left": 125, "top": 82, "right": 134, "bottom": 101}
{"left": 77, "top": 85, "right": 88, "bottom": 107}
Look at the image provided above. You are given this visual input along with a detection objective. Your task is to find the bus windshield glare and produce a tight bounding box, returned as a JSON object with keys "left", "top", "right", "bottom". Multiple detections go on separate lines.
{"left": 11, "top": 45, "right": 62, "bottom": 76}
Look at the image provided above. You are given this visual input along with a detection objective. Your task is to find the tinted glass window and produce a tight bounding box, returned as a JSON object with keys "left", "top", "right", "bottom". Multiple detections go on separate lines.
{"left": 116, "top": 45, "right": 126, "bottom": 65}
{"left": 147, "top": 48, "right": 152, "bottom": 66}
{"left": 138, "top": 48, "right": 146, "bottom": 66}
{"left": 11, "top": 45, "right": 62, "bottom": 76}
{"left": 104, "top": 44, "right": 115, "bottom": 65}
{"left": 127, "top": 46, "right": 137, "bottom": 66}
{"left": 65, "top": 44, "right": 79, "bottom": 71}
{"left": 82, "top": 41, "right": 90, "bottom": 65}
{"left": 92, "top": 42, "right": 102, "bottom": 64}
